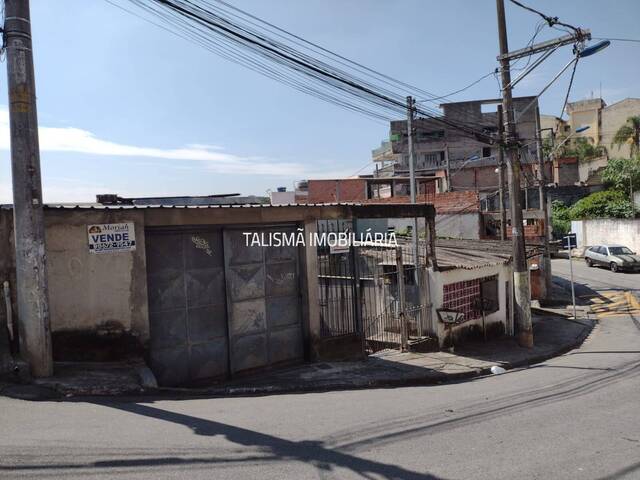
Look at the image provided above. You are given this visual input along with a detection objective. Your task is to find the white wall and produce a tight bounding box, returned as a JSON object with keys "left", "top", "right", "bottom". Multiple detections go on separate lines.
{"left": 270, "top": 191, "right": 296, "bottom": 205}
{"left": 572, "top": 218, "right": 640, "bottom": 253}
{"left": 429, "top": 263, "right": 511, "bottom": 347}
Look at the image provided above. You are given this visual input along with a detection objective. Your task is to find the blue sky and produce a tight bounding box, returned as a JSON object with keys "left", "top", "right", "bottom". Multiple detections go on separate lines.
{"left": 1, "top": 0, "right": 639, "bottom": 202}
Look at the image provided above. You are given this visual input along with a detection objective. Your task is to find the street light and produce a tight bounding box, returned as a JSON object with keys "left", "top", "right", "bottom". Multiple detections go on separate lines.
{"left": 578, "top": 40, "right": 611, "bottom": 58}
{"left": 552, "top": 125, "right": 590, "bottom": 155}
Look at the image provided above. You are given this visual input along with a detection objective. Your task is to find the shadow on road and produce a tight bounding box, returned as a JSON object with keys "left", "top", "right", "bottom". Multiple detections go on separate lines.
{"left": 86, "top": 401, "right": 448, "bottom": 480}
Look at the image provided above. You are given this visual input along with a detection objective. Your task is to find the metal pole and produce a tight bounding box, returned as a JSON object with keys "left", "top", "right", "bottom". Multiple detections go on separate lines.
{"left": 445, "top": 145, "right": 451, "bottom": 192}
{"left": 535, "top": 106, "right": 552, "bottom": 301}
{"left": 396, "top": 246, "right": 408, "bottom": 351}
{"left": 4, "top": 0, "right": 53, "bottom": 377}
{"left": 496, "top": 0, "right": 533, "bottom": 347}
{"left": 497, "top": 105, "right": 507, "bottom": 241}
{"left": 568, "top": 242, "right": 577, "bottom": 320}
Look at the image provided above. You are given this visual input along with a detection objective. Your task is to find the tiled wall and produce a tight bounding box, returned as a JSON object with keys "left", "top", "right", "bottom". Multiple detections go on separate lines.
{"left": 442, "top": 278, "right": 481, "bottom": 321}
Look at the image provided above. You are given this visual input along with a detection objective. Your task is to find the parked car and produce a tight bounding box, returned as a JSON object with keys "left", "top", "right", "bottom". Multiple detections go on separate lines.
{"left": 584, "top": 244, "right": 640, "bottom": 272}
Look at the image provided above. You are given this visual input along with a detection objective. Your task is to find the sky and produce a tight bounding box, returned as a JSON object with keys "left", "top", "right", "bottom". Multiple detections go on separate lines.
{"left": 1, "top": 0, "right": 639, "bottom": 203}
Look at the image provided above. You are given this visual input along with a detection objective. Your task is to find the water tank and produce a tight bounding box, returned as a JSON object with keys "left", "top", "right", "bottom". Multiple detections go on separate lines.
{"left": 276, "top": 186, "right": 287, "bottom": 192}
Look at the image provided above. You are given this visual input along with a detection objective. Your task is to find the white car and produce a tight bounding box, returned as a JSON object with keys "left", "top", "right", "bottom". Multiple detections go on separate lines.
{"left": 584, "top": 244, "right": 640, "bottom": 272}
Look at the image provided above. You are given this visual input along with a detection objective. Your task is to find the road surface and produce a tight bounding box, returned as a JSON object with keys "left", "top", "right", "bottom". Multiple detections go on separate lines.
{"left": 1, "top": 261, "right": 639, "bottom": 480}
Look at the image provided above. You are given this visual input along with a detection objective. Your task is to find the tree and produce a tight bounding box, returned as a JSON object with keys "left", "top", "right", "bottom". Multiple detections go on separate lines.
{"left": 566, "top": 137, "right": 606, "bottom": 161}
{"left": 611, "top": 115, "right": 640, "bottom": 158}
{"left": 601, "top": 157, "right": 640, "bottom": 195}
{"left": 568, "top": 190, "right": 634, "bottom": 219}
{"left": 549, "top": 136, "right": 605, "bottom": 162}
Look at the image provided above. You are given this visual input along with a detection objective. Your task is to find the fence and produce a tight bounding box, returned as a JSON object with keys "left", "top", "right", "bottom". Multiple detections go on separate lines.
{"left": 317, "top": 219, "right": 433, "bottom": 354}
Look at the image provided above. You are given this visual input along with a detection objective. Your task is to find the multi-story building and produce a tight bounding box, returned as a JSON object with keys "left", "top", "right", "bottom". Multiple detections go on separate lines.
{"left": 377, "top": 96, "right": 540, "bottom": 204}
{"left": 560, "top": 97, "right": 640, "bottom": 159}
{"left": 601, "top": 98, "right": 640, "bottom": 159}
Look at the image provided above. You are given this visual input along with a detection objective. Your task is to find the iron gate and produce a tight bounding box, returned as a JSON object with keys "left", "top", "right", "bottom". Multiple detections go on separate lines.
{"left": 317, "top": 220, "right": 433, "bottom": 354}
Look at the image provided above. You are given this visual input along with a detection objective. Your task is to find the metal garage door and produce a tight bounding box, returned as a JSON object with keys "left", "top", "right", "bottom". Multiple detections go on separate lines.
{"left": 146, "top": 229, "right": 229, "bottom": 386}
{"left": 223, "top": 226, "right": 303, "bottom": 374}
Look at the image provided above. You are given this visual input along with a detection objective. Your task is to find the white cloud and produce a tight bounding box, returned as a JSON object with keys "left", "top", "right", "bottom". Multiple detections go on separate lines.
{"left": 0, "top": 106, "right": 372, "bottom": 202}
{"left": 0, "top": 106, "right": 307, "bottom": 176}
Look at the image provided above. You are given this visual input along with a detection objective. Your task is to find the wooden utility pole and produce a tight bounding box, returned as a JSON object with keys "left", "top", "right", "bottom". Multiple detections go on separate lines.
{"left": 497, "top": 105, "right": 507, "bottom": 241}
{"left": 535, "top": 105, "right": 552, "bottom": 301}
{"left": 496, "top": 0, "right": 533, "bottom": 347}
{"left": 4, "top": 0, "right": 53, "bottom": 376}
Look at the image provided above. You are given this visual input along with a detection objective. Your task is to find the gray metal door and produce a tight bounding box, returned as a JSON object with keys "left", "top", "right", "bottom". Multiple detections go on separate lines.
{"left": 223, "top": 226, "right": 302, "bottom": 374}
{"left": 146, "top": 229, "right": 228, "bottom": 386}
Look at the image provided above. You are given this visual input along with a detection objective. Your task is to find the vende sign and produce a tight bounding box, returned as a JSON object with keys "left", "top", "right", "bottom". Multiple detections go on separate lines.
{"left": 87, "top": 222, "right": 136, "bottom": 254}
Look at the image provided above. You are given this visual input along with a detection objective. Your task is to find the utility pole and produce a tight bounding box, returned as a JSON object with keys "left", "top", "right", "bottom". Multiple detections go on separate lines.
{"left": 407, "top": 96, "right": 420, "bottom": 329}
{"left": 4, "top": 0, "right": 53, "bottom": 376}
{"left": 497, "top": 105, "right": 507, "bottom": 241}
{"left": 535, "top": 105, "right": 552, "bottom": 301}
{"left": 496, "top": 0, "right": 533, "bottom": 347}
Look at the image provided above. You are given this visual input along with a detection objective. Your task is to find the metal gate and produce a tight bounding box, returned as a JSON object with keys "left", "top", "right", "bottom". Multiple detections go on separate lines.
{"left": 317, "top": 220, "right": 433, "bottom": 354}
{"left": 359, "top": 243, "right": 432, "bottom": 353}
{"left": 146, "top": 229, "right": 229, "bottom": 386}
{"left": 223, "top": 226, "right": 303, "bottom": 374}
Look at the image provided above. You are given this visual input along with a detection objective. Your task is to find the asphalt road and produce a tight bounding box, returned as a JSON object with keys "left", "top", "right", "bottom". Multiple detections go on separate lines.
{"left": 551, "top": 257, "right": 640, "bottom": 296}
{"left": 1, "top": 264, "right": 639, "bottom": 480}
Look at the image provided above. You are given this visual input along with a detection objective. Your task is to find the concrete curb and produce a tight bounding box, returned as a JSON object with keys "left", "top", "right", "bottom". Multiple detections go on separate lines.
{"left": 1, "top": 316, "right": 595, "bottom": 401}
{"left": 145, "top": 317, "right": 596, "bottom": 399}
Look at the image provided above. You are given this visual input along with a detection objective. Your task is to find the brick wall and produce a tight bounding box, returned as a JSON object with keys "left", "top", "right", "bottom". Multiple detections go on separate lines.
{"left": 306, "top": 179, "right": 367, "bottom": 203}
{"left": 366, "top": 190, "right": 479, "bottom": 214}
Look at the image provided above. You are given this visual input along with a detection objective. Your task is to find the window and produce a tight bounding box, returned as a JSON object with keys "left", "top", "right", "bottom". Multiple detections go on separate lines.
{"left": 422, "top": 152, "right": 442, "bottom": 167}
{"left": 480, "top": 276, "right": 500, "bottom": 314}
{"left": 417, "top": 130, "right": 445, "bottom": 141}
{"left": 482, "top": 147, "right": 492, "bottom": 158}
{"left": 609, "top": 246, "right": 633, "bottom": 255}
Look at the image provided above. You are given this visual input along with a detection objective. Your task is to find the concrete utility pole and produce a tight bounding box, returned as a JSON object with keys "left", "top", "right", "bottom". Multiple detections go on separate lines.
{"left": 535, "top": 106, "right": 552, "bottom": 301}
{"left": 4, "top": 0, "right": 53, "bottom": 377}
{"left": 406, "top": 96, "right": 420, "bottom": 282}
{"left": 497, "top": 105, "right": 507, "bottom": 241}
{"left": 496, "top": 0, "right": 533, "bottom": 347}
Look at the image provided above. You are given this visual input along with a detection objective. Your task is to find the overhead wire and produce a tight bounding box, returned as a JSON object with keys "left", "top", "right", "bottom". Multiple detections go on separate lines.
{"left": 110, "top": 0, "right": 495, "bottom": 142}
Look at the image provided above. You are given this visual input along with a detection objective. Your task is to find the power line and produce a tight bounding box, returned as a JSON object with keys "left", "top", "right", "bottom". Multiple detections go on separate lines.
{"left": 508, "top": 0, "right": 580, "bottom": 33}
{"left": 593, "top": 36, "right": 640, "bottom": 44}
{"left": 416, "top": 70, "right": 498, "bottom": 103}
{"left": 110, "top": 0, "right": 494, "bottom": 142}
{"left": 559, "top": 57, "right": 579, "bottom": 120}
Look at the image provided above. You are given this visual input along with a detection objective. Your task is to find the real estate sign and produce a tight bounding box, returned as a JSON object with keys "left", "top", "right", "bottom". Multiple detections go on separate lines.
{"left": 87, "top": 222, "right": 136, "bottom": 254}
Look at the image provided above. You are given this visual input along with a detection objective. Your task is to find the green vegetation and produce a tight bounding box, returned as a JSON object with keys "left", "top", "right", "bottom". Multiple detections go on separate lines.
{"left": 550, "top": 200, "right": 572, "bottom": 237}
{"left": 548, "top": 116, "right": 640, "bottom": 232}
{"left": 601, "top": 156, "right": 640, "bottom": 195}
{"left": 563, "top": 137, "right": 607, "bottom": 161}
{"left": 543, "top": 136, "right": 606, "bottom": 162}
{"left": 551, "top": 190, "right": 634, "bottom": 237}
{"left": 611, "top": 115, "right": 640, "bottom": 158}
{"left": 569, "top": 190, "right": 634, "bottom": 220}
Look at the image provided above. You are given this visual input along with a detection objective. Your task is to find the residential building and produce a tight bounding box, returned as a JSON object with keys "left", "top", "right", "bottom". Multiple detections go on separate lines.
{"left": 565, "top": 98, "right": 605, "bottom": 145}
{"left": 381, "top": 96, "right": 540, "bottom": 205}
{"left": 601, "top": 98, "right": 640, "bottom": 158}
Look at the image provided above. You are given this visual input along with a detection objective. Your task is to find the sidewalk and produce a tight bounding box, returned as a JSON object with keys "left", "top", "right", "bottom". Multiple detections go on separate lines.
{"left": 179, "top": 312, "right": 594, "bottom": 397}
{"left": 1, "top": 308, "right": 594, "bottom": 400}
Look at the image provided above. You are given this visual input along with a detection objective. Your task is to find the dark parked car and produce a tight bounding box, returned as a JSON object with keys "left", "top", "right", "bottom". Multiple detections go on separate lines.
{"left": 584, "top": 244, "right": 640, "bottom": 272}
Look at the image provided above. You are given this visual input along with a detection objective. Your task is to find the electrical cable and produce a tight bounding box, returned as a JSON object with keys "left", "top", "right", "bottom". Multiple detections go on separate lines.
{"left": 111, "top": 0, "right": 495, "bottom": 142}
{"left": 508, "top": 0, "right": 580, "bottom": 33}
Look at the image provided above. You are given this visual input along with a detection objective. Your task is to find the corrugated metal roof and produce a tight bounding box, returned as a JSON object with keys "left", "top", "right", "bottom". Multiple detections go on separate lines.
{"left": 436, "top": 246, "right": 510, "bottom": 271}
{"left": 0, "top": 202, "right": 364, "bottom": 211}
